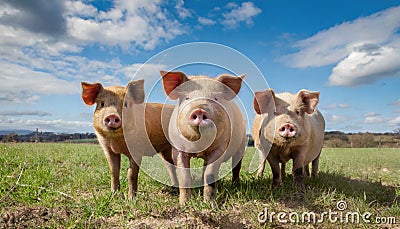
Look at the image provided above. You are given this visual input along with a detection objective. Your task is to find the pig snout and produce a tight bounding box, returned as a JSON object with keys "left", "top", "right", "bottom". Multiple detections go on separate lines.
{"left": 189, "top": 109, "right": 210, "bottom": 126}
{"left": 278, "top": 123, "right": 296, "bottom": 138}
{"left": 104, "top": 114, "right": 121, "bottom": 129}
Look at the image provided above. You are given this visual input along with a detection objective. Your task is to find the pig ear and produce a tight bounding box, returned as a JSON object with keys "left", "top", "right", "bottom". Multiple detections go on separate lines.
{"left": 161, "top": 70, "right": 188, "bottom": 100}
{"left": 81, "top": 82, "right": 103, "bottom": 106}
{"left": 253, "top": 89, "right": 275, "bottom": 115}
{"left": 217, "top": 74, "right": 245, "bottom": 100}
{"left": 297, "top": 89, "right": 320, "bottom": 114}
{"left": 126, "top": 79, "right": 145, "bottom": 104}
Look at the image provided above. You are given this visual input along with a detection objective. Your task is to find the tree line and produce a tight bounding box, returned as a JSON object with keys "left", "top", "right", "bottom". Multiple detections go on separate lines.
{"left": 0, "top": 131, "right": 96, "bottom": 143}
{"left": 1, "top": 130, "right": 399, "bottom": 148}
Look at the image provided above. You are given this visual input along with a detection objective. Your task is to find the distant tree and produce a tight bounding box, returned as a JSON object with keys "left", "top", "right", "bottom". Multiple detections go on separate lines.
{"left": 6, "top": 133, "right": 18, "bottom": 142}
{"left": 324, "top": 138, "right": 350, "bottom": 148}
{"left": 349, "top": 133, "right": 377, "bottom": 148}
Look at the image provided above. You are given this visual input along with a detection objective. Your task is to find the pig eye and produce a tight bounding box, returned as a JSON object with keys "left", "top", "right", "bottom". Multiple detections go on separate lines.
{"left": 273, "top": 111, "right": 278, "bottom": 116}
{"left": 214, "top": 97, "right": 218, "bottom": 101}
{"left": 296, "top": 110, "right": 300, "bottom": 115}
{"left": 100, "top": 102, "right": 105, "bottom": 107}
{"left": 185, "top": 97, "right": 189, "bottom": 100}
{"left": 124, "top": 102, "right": 128, "bottom": 108}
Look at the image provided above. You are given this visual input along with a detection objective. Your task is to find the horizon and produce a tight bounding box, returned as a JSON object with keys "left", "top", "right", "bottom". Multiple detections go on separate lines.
{"left": 0, "top": 1, "right": 400, "bottom": 134}
{"left": 1, "top": 128, "right": 398, "bottom": 136}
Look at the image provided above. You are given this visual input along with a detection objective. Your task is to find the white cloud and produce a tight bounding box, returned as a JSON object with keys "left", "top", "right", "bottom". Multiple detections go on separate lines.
{"left": 175, "top": 0, "right": 191, "bottom": 19}
{"left": 281, "top": 6, "right": 400, "bottom": 87}
{"left": 0, "top": 118, "right": 93, "bottom": 133}
{"left": 365, "top": 116, "right": 385, "bottom": 124}
{"left": 226, "top": 2, "right": 238, "bottom": 9}
{"left": 65, "top": 0, "right": 98, "bottom": 17}
{"left": 221, "top": 2, "right": 262, "bottom": 29}
{"left": 363, "top": 112, "right": 386, "bottom": 124}
{"left": 328, "top": 43, "right": 400, "bottom": 86}
{"left": 327, "top": 114, "right": 348, "bottom": 123}
{"left": 120, "top": 63, "right": 168, "bottom": 81}
{"left": 65, "top": 0, "right": 185, "bottom": 51}
{"left": 388, "top": 116, "right": 400, "bottom": 126}
{"left": 324, "top": 103, "right": 350, "bottom": 110}
{"left": 0, "top": 62, "right": 79, "bottom": 104}
{"left": 198, "top": 17, "right": 216, "bottom": 26}
{"left": 364, "top": 112, "right": 380, "bottom": 117}
{"left": 0, "top": 0, "right": 186, "bottom": 58}
{"left": 0, "top": 111, "right": 52, "bottom": 117}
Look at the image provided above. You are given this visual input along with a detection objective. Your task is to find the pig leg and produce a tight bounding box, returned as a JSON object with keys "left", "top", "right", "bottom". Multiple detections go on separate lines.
{"left": 104, "top": 148, "right": 121, "bottom": 193}
{"left": 176, "top": 150, "right": 192, "bottom": 205}
{"left": 292, "top": 152, "right": 306, "bottom": 190}
{"left": 203, "top": 149, "right": 224, "bottom": 206}
{"left": 161, "top": 150, "right": 179, "bottom": 187}
{"left": 311, "top": 152, "right": 321, "bottom": 178}
{"left": 267, "top": 154, "right": 282, "bottom": 188}
{"left": 280, "top": 162, "right": 286, "bottom": 178}
{"left": 256, "top": 148, "right": 267, "bottom": 178}
{"left": 304, "top": 164, "right": 310, "bottom": 177}
{"left": 127, "top": 155, "right": 141, "bottom": 200}
{"left": 231, "top": 151, "right": 243, "bottom": 183}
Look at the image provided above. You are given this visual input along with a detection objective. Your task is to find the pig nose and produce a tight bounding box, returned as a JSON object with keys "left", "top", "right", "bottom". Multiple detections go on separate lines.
{"left": 104, "top": 114, "right": 121, "bottom": 129}
{"left": 189, "top": 109, "right": 209, "bottom": 126}
{"left": 278, "top": 123, "right": 296, "bottom": 138}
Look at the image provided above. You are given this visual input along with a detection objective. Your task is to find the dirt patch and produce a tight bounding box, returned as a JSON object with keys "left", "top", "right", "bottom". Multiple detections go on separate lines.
{"left": 0, "top": 206, "right": 73, "bottom": 228}
{"left": 1, "top": 204, "right": 254, "bottom": 228}
{"left": 118, "top": 205, "right": 254, "bottom": 229}
{"left": 124, "top": 210, "right": 252, "bottom": 228}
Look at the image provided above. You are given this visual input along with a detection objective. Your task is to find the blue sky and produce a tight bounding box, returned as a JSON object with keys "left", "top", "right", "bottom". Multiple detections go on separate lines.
{"left": 0, "top": 0, "right": 399, "bottom": 133}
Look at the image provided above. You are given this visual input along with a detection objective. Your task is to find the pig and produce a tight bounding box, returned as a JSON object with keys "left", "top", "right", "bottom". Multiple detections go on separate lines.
{"left": 252, "top": 89, "right": 325, "bottom": 190}
{"left": 161, "top": 70, "right": 247, "bottom": 206}
{"left": 81, "top": 80, "right": 176, "bottom": 199}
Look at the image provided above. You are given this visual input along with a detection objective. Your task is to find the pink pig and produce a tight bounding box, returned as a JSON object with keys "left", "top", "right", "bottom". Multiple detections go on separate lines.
{"left": 161, "top": 71, "right": 247, "bottom": 206}
{"left": 252, "top": 89, "right": 325, "bottom": 189}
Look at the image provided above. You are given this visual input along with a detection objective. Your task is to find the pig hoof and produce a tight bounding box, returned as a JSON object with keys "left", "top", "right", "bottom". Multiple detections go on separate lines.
{"left": 179, "top": 196, "right": 190, "bottom": 206}
{"left": 311, "top": 173, "right": 319, "bottom": 179}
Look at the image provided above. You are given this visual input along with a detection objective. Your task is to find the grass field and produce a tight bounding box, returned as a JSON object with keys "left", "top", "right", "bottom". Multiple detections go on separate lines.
{"left": 0, "top": 143, "right": 399, "bottom": 228}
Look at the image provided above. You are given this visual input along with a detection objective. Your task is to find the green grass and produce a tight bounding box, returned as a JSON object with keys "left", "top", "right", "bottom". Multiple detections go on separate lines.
{"left": 0, "top": 143, "right": 399, "bottom": 228}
